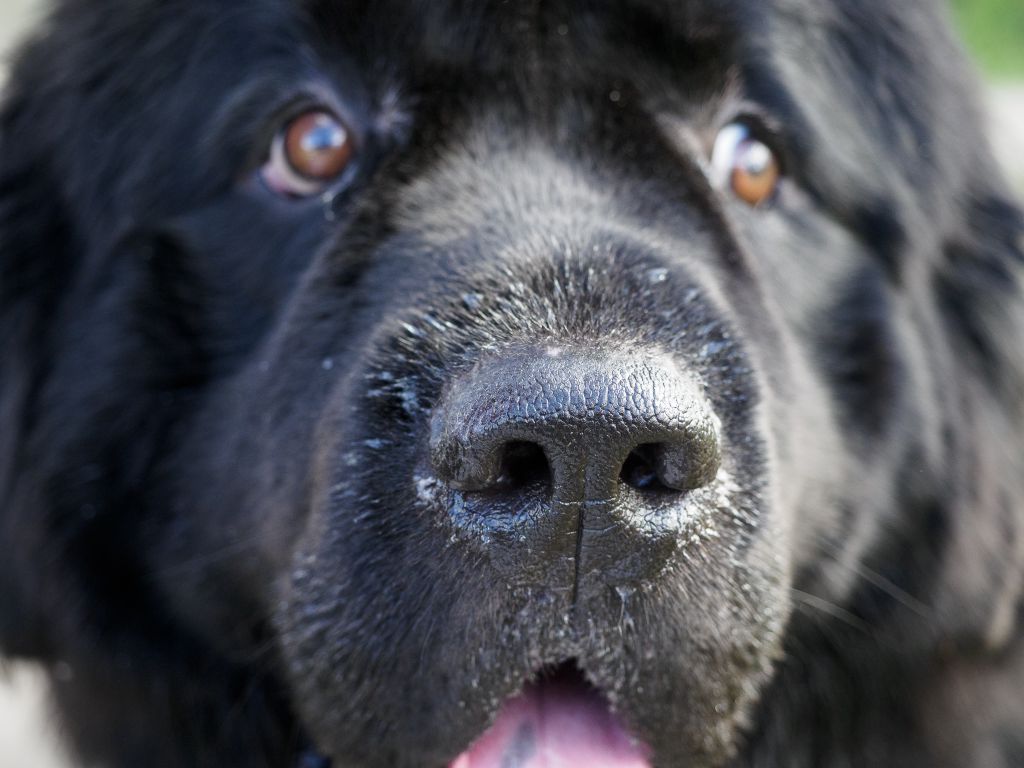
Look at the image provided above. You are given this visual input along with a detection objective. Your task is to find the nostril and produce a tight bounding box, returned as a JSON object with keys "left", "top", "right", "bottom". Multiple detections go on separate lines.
{"left": 431, "top": 349, "right": 721, "bottom": 499}
{"left": 489, "top": 441, "right": 550, "bottom": 494}
{"left": 620, "top": 445, "right": 675, "bottom": 493}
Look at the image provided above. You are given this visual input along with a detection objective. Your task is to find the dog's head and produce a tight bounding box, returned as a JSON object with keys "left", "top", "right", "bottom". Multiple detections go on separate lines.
{"left": 2, "top": 1, "right": 1024, "bottom": 766}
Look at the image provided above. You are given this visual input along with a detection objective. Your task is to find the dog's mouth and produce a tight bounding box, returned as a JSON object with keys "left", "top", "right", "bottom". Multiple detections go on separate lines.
{"left": 448, "top": 662, "right": 652, "bottom": 768}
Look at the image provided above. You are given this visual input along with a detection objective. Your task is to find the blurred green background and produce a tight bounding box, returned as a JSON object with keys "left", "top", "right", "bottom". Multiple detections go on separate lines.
{"left": 952, "top": 0, "right": 1024, "bottom": 77}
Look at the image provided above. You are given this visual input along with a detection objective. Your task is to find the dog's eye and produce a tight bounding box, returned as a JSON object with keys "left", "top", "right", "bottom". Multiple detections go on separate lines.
{"left": 261, "top": 110, "right": 354, "bottom": 197}
{"left": 710, "top": 122, "right": 781, "bottom": 207}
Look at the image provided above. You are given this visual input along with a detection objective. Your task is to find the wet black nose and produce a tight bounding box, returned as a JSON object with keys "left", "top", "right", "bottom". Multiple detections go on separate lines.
{"left": 429, "top": 347, "right": 722, "bottom": 591}
{"left": 430, "top": 347, "right": 720, "bottom": 503}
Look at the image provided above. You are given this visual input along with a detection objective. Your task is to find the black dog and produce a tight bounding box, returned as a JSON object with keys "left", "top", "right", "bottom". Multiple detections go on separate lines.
{"left": 2, "top": 1, "right": 1024, "bottom": 766}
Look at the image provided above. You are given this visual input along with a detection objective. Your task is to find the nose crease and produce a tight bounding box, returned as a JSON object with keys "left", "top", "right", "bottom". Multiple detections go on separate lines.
{"left": 429, "top": 347, "right": 722, "bottom": 591}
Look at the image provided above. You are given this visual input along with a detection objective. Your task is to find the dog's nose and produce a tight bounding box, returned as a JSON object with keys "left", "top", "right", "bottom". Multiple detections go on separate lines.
{"left": 430, "top": 348, "right": 720, "bottom": 503}
{"left": 429, "top": 347, "right": 722, "bottom": 591}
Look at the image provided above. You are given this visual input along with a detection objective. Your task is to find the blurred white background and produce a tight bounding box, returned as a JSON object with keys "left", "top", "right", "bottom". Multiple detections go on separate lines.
{"left": 2, "top": 8, "right": 73, "bottom": 768}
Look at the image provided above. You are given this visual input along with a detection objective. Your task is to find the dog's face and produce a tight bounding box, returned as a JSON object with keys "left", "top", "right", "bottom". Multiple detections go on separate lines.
{"left": 3, "top": 1, "right": 1024, "bottom": 767}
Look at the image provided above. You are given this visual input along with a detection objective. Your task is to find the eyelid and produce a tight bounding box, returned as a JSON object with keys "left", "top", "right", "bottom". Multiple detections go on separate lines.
{"left": 700, "top": 91, "right": 779, "bottom": 149}
{"left": 259, "top": 93, "right": 361, "bottom": 173}
{"left": 716, "top": 112, "right": 786, "bottom": 168}
{"left": 260, "top": 110, "right": 361, "bottom": 199}
{"left": 203, "top": 75, "right": 362, "bottom": 181}
{"left": 724, "top": 107, "right": 790, "bottom": 175}
{"left": 204, "top": 77, "right": 315, "bottom": 174}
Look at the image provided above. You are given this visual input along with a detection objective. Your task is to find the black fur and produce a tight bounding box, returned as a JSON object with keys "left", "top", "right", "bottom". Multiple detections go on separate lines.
{"left": 2, "top": 1, "right": 1023, "bottom": 766}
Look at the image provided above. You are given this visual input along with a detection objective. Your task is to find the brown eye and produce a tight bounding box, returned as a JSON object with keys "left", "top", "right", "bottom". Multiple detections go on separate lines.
{"left": 261, "top": 110, "right": 354, "bottom": 197}
{"left": 710, "top": 122, "right": 781, "bottom": 207}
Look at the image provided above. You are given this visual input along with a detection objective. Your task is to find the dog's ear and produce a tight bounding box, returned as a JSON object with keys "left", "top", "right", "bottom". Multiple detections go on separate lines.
{"left": 932, "top": 181, "right": 1024, "bottom": 653}
{"left": 0, "top": 42, "right": 79, "bottom": 659}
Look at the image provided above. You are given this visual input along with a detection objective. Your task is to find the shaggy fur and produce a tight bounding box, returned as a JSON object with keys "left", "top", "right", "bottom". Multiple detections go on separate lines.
{"left": 2, "top": 1, "right": 1024, "bottom": 766}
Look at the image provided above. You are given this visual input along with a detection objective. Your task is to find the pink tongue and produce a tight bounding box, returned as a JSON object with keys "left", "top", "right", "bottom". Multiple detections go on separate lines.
{"left": 449, "top": 679, "right": 652, "bottom": 768}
